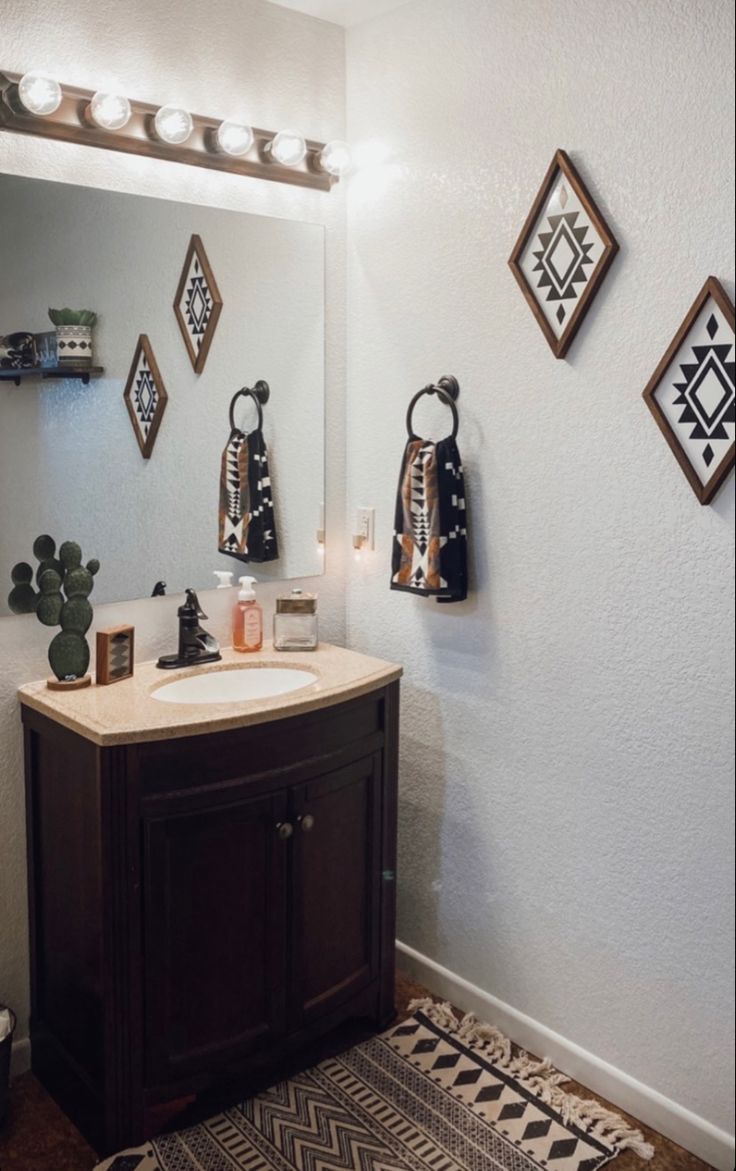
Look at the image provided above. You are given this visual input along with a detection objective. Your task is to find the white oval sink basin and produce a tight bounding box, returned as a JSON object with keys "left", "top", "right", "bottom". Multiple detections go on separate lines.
{"left": 152, "top": 666, "right": 318, "bottom": 705}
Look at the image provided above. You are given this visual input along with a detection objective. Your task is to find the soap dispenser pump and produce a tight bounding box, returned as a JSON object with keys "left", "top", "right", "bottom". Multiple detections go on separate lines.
{"left": 233, "top": 576, "right": 263, "bottom": 653}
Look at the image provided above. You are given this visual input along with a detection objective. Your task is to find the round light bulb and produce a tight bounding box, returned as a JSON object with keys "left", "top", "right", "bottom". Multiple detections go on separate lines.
{"left": 17, "top": 72, "right": 62, "bottom": 117}
{"left": 89, "top": 91, "right": 131, "bottom": 131}
{"left": 270, "top": 129, "right": 307, "bottom": 167}
{"left": 319, "top": 140, "right": 352, "bottom": 177}
{"left": 154, "top": 105, "right": 194, "bottom": 145}
{"left": 215, "top": 120, "right": 254, "bottom": 157}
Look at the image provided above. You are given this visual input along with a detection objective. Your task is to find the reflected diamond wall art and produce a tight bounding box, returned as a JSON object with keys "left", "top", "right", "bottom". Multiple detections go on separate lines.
{"left": 509, "top": 150, "right": 618, "bottom": 359}
{"left": 123, "top": 334, "right": 168, "bottom": 459}
{"left": 642, "top": 277, "right": 735, "bottom": 505}
{"left": 173, "top": 233, "right": 223, "bottom": 373}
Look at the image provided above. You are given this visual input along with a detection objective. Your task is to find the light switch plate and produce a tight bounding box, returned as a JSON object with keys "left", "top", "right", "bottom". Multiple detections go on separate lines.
{"left": 357, "top": 507, "right": 375, "bottom": 550}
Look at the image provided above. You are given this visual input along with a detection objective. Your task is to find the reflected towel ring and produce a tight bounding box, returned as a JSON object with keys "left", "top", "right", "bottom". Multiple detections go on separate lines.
{"left": 228, "top": 380, "right": 270, "bottom": 433}
{"left": 406, "top": 374, "right": 460, "bottom": 440}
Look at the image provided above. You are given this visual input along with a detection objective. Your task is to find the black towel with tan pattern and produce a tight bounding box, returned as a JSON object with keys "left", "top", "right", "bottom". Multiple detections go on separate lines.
{"left": 391, "top": 435, "right": 467, "bottom": 602}
{"left": 218, "top": 427, "right": 279, "bottom": 563}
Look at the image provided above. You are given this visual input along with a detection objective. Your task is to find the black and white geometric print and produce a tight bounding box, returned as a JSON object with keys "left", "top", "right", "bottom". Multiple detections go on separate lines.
{"left": 94, "top": 1008, "right": 650, "bottom": 1171}
{"left": 123, "top": 335, "right": 168, "bottom": 459}
{"left": 174, "top": 235, "right": 223, "bottom": 373}
{"left": 221, "top": 431, "right": 248, "bottom": 552}
{"left": 386, "top": 1015, "right": 619, "bottom": 1171}
{"left": 651, "top": 295, "right": 735, "bottom": 486}
{"left": 518, "top": 170, "right": 606, "bottom": 340}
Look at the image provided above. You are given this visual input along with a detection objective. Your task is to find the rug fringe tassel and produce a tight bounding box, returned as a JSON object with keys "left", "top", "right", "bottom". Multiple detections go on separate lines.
{"left": 408, "top": 999, "right": 654, "bottom": 1161}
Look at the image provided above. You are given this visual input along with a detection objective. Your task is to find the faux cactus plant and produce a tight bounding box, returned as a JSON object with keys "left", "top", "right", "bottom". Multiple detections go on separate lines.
{"left": 8, "top": 535, "right": 100, "bottom": 683}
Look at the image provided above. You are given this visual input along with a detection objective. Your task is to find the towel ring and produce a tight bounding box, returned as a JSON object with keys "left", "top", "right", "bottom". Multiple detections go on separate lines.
{"left": 406, "top": 374, "right": 460, "bottom": 441}
{"left": 228, "top": 380, "right": 270, "bottom": 433}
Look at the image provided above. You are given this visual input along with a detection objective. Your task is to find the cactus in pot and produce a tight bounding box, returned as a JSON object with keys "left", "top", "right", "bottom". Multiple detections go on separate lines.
{"left": 48, "top": 308, "right": 98, "bottom": 367}
{"left": 8, "top": 535, "right": 100, "bottom": 687}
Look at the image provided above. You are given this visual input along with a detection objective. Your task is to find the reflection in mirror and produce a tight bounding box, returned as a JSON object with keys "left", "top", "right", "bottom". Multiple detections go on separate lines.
{"left": 0, "top": 174, "right": 325, "bottom": 617}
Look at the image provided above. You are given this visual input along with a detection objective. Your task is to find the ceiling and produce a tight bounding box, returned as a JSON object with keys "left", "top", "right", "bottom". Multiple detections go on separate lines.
{"left": 267, "top": 0, "right": 411, "bottom": 27}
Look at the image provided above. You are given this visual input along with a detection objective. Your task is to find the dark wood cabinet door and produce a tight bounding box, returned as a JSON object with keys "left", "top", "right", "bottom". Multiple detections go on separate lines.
{"left": 143, "top": 789, "right": 289, "bottom": 1085}
{"left": 290, "top": 754, "right": 381, "bottom": 1027}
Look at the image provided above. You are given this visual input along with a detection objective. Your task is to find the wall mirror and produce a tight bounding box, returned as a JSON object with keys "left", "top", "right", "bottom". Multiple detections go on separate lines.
{"left": 0, "top": 174, "right": 325, "bottom": 617}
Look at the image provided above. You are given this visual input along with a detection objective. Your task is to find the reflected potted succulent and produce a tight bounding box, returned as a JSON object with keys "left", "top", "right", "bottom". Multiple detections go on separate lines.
{"left": 48, "top": 307, "right": 98, "bottom": 367}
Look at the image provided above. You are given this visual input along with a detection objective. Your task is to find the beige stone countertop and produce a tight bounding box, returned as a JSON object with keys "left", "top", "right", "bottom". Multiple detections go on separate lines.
{"left": 18, "top": 642, "right": 402, "bottom": 747}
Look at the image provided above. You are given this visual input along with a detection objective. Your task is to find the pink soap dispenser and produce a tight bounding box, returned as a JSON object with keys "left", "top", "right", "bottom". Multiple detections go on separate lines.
{"left": 232, "top": 576, "right": 263, "bottom": 653}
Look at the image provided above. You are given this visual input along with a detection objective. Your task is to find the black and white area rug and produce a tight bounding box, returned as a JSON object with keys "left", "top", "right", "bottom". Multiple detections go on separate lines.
{"left": 96, "top": 1002, "right": 653, "bottom": 1171}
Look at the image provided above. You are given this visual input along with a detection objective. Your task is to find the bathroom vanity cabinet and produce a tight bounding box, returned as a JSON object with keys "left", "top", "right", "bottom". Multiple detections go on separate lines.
{"left": 20, "top": 654, "right": 399, "bottom": 1156}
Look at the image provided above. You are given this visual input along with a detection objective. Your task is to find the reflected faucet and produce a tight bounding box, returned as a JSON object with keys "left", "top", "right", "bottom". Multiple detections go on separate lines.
{"left": 156, "top": 588, "right": 222, "bottom": 670}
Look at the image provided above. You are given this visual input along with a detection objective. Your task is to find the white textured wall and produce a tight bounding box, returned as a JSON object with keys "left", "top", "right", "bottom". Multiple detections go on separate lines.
{"left": 0, "top": 0, "right": 346, "bottom": 1055}
{"left": 345, "top": 0, "right": 735, "bottom": 1134}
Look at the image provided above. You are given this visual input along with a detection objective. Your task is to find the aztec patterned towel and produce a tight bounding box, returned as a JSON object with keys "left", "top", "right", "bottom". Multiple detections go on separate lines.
{"left": 218, "top": 427, "right": 279, "bottom": 563}
{"left": 391, "top": 435, "right": 467, "bottom": 602}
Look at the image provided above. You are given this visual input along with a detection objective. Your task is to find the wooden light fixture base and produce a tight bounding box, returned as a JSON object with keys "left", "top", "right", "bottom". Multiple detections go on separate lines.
{"left": 0, "top": 71, "right": 336, "bottom": 193}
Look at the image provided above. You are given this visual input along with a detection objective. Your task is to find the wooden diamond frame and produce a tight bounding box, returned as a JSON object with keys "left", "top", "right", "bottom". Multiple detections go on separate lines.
{"left": 642, "top": 276, "right": 735, "bottom": 505}
{"left": 123, "top": 334, "right": 168, "bottom": 459}
{"left": 508, "top": 149, "right": 619, "bottom": 359}
{"left": 173, "top": 234, "right": 223, "bottom": 374}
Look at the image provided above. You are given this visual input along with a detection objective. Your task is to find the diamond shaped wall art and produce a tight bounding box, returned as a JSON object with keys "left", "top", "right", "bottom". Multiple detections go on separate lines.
{"left": 642, "top": 277, "right": 735, "bottom": 505}
{"left": 173, "top": 233, "right": 223, "bottom": 374}
{"left": 508, "top": 150, "right": 619, "bottom": 359}
{"left": 123, "top": 334, "right": 168, "bottom": 459}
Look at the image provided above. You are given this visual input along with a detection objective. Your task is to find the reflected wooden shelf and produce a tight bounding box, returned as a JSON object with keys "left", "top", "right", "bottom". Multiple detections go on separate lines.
{"left": 0, "top": 365, "right": 105, "bottom": 386}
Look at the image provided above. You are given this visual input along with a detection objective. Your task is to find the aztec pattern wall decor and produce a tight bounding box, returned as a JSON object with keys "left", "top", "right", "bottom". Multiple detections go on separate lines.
{"left": 509, "top": 150, "right": 619, "bottom": 359}
{"left": 173, "top": 233, "right": 223, "bottom": 373}
{"left": 642, "top": 276, "right": 735, "bottom": 504}
{"left": 123, "top": 334, "right": 168, "bottom": 459}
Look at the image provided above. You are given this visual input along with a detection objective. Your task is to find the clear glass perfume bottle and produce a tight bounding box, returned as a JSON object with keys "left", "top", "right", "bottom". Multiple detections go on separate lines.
{"left": 273, "top": 589, "right": 318, "bottom": 651}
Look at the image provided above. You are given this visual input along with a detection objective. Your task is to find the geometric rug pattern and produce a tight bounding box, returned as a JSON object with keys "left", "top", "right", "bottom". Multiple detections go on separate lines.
{"left": 96, "top": 1005, "right": 653, "bottom": 1171}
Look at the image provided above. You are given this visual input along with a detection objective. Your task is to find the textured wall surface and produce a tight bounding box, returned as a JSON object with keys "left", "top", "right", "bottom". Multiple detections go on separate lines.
{"left": 345, "top": 0, "right": 735, "bottom": 1133}
{"left": 0, "top": 0, "right": 346, "bottom": 1052}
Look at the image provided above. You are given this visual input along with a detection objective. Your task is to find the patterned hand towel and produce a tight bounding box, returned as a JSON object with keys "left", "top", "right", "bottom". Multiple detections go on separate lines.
{"left": 391, "top": 435, "right": 467, "bottom": 602}
{"left": 218, "top": 427, "right": 279, "bottom": 563}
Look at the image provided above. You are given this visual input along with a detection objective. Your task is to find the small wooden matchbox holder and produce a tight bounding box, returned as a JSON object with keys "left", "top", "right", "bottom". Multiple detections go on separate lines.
{"left": 96, "top": 625, "right": 135, "bottom": 685}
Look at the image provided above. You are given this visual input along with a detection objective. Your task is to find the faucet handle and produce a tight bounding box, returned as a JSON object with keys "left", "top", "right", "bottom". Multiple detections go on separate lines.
{"left": 182, "top": 588, "right": 208, "bottom": 620}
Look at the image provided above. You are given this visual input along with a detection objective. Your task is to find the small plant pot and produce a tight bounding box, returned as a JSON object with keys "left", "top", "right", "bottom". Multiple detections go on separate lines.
{"left": 55, "top": 325, "right": 93, "bottom": 367}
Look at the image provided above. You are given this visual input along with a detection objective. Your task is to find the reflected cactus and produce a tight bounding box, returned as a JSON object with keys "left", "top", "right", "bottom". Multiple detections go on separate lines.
{"left": 7, "top": 535, "right": 100, "bottom": 682}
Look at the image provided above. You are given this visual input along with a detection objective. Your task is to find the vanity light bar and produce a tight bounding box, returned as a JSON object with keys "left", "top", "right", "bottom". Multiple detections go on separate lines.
{"left": 0, "top": 71, "right": 348, "bottom": 192}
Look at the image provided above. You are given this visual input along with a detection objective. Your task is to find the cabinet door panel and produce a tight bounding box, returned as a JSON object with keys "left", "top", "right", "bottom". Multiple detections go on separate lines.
{"left": 291, "top": 755, "right": 381, "bottom": 1026}
{"left": 143, "top": 790, "right": 288, "bottom": 1084}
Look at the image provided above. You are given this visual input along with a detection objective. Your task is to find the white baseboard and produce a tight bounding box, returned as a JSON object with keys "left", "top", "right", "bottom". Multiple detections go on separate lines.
{"left": 397, "top": 941, "right": 735, "bottom": 1171}
{"left": 9, "top": 1035, "right": 30, "bottom": 1079}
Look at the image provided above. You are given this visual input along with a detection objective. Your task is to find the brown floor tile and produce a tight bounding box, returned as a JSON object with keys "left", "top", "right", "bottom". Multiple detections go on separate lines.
{"left": 0, "top": 1070, "right": 97, "bottom": 1170}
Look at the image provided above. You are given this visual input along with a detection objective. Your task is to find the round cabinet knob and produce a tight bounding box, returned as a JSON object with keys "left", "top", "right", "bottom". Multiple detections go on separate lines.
{"left": 300, "top": 814, "right": 315, "bottom": 833}
{"left": 276, "top": 821, "right": 294, "bottom": 840}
